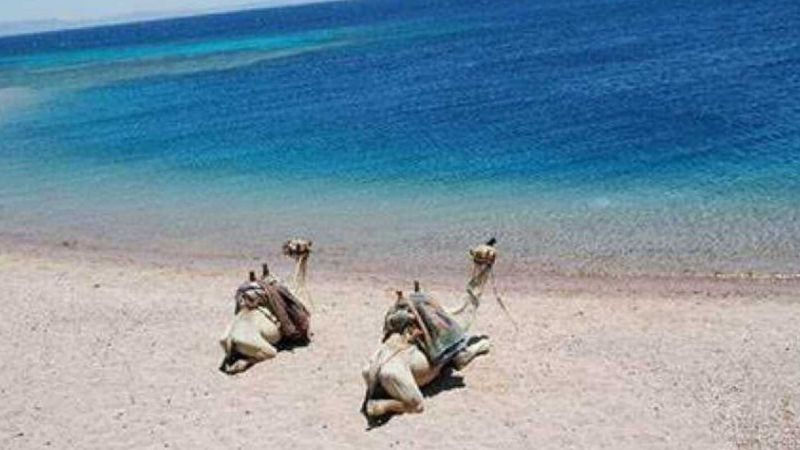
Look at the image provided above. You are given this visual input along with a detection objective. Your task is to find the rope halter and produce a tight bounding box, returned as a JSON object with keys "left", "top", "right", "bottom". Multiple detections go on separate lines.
{"left": 470, "top": 243, "right": 498, "bottom": 266}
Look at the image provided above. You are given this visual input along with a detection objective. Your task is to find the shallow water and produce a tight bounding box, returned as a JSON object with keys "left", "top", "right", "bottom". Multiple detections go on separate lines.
{"left": 0, "top": 0, "right": 798, "bottom": 277}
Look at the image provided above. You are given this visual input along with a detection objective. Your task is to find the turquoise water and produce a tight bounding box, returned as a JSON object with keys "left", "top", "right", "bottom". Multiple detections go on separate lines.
{"left": 0, "top": 0, "right": 798, "bottom": 276}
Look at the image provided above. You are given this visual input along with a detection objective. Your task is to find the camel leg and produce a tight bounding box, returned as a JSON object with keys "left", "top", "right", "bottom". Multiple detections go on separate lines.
{"left": 223, "top": 358, "right": 256, "bottom": 374}
{"left": 366, "top": 362, "right": 424, "bottom": 417}
{"left": 219, "top": 335, "right": 277, "bottom": 374}
{"left": 452, "top": 336, "right": 491, "bottom": 371}
{"left": 236, "top": 336, "right": 278, "bottom": 361}
{"left": 361, "top": 364, "right": 410, "bottom": 417}
{"left": 366, "top": 398, "right": 412, "bottom": 417}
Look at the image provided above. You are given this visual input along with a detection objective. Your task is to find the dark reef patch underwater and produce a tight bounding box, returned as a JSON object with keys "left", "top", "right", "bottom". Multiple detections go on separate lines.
{"left": 0, "top": 0, "right": 798, "bottom": 276}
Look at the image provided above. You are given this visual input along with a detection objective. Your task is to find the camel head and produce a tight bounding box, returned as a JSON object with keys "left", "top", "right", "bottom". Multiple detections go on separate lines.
{"left": 282, "top": 238, "right": 312, "bottom": 259}
{"left": 469, "top": 237, "right": 498, "bottom": 266}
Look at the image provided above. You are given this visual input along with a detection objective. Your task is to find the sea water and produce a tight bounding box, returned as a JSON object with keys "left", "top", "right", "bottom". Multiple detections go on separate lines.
{"left": 0, "top": 0, "right": 798, "bottom": 277}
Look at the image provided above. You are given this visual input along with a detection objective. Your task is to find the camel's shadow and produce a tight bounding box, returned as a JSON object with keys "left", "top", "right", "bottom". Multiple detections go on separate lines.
{"left": 276, "top": 339, "right": 311, "bottom": 352}
{"left": 421, "top": 368, "right": 466, "bottom": 398}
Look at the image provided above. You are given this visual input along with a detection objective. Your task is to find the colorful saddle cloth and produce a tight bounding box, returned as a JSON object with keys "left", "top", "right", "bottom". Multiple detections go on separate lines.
{"left": 407, "top": 292, "right": 468, "bottom": 365}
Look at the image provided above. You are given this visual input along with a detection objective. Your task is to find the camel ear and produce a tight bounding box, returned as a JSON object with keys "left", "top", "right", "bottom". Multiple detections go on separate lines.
{"left": 469, "top": 249, "right": 475, "bottom": 256}
{"left": 307, "top": 240, "right": 313, "bottom": 247}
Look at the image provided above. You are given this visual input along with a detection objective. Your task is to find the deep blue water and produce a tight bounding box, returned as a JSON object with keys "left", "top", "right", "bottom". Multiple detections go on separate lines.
{"left": 0, "top": 0, "right": 798, "bottom": 276}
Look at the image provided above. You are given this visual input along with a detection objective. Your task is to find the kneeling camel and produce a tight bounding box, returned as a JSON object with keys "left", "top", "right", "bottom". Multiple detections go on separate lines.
{"left": 361, "top": 239, "right": 499, "bottom": 420}
{"left": 219, "top": 239, "right": 313, "bottom": 374}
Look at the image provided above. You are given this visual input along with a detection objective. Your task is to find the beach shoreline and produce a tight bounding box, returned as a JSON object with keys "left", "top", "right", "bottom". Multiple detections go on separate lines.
{"left": 1, "top": 239, "right": 799, "bottom": 449}
{"left": 3, "top": 230, "right": 799, "bottom": 294}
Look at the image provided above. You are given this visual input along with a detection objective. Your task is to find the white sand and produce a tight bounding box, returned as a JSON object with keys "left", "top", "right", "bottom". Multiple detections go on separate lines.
{"left": 1, "top": 245, "right": 799, "bottom": 449}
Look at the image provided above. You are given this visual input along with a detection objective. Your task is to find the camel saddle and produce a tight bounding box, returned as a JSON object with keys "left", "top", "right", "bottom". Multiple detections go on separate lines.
{"left": 385, "top": 292, "right": 468, "bottom": 365}
{"left": 237, "top": 280, "right": 311, "bottom": 343}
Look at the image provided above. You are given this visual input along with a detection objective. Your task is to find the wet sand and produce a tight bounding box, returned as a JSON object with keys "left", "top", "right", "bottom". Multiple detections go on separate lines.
{"left": 1, "top": 241, "right": 799, "bottom": 449}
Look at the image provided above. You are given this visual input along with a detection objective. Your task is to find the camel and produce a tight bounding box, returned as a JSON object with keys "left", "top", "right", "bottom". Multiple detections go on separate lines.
{"left": 361, "top": 239, "right": 499, "bottom": 421}
{"left": 218, "top": 238, "right": 313, "bottom": 374}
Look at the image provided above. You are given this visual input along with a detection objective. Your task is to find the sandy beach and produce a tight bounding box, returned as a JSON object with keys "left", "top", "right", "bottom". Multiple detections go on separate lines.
{"left": 2, "top": 0, "right": 799, "bottom": 448}
{"left": 1, "top": 240, "right": 798, "bottom": 449}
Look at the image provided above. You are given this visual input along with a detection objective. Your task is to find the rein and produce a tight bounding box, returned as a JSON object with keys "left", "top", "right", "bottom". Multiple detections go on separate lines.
{"left": 489, "top": 267, "right": 517, "bottom": 331}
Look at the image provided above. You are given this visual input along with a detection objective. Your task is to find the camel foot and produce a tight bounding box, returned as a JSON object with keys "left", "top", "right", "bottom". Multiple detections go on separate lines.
{"left": 220, "top": 358, "right": 254, "bottom": 375}
{"left": 219, "top": 349, "right": 244, "bottom": 373}
{"left": 362, "top": 401, "right": 393, "bottom": 429}
{"left": 365, "top": 400, "right": 382, "bottom": 417}
{"left": 452, "top": 336, "right": 491, "bottom": 370}
{"left": 472, "top": 336, "right": 491, "bottom": 356}
{"left": 365, "top": 398, "right": 421, "bottom": 418}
